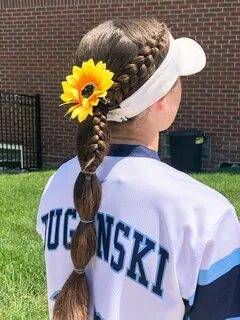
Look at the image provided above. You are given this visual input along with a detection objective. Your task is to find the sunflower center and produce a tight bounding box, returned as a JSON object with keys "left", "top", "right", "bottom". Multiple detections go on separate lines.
{"left": 81, "top": 84, "right": 95, "bottom": 98}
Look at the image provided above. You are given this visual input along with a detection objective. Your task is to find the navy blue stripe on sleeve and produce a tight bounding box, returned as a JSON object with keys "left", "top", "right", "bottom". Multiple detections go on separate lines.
{"left": 183, "top": 248, "right": 240, "bottom": 320}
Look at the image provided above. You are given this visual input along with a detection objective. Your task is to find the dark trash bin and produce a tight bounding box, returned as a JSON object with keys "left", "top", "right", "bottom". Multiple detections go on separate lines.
{"left": 168, "top": 129, "right": 204, "bottom": 173}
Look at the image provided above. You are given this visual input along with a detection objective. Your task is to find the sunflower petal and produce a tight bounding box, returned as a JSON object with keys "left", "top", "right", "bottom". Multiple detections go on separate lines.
{"left": 71, "top": 107, "right": 81, "bottom": 119}
{"left": 66, "top": 75, "right": 79, "bottom": 87}
{"left": 91, "top": 98, "right": 99, "bottom": 107}
{"left": 82, "top": 98, "right": 90, "bottom": 109}
{"left": 96, "top": 60, "right": 106, "bottom": 72}
{"left": 59, "top": 101, "right": 75, "bottom": 107}
{"left": 64, "top": 104, "right": 79, "bottom": 116}
{"left": 62, "top": 81, "right": 72, "bottom": 92}
{"left": 72, "top": 65, "right": 82, "bottom": 77}
{"left": 77, "top": 107, "right": 92, "bottom": 122}
{"left": 60, "top": 93, "right": 74, "bottom": 103}
{"left": 88, "top": 105, "right": 93, "bottom": 116}
{"left": 94, "top": 90, "right": 107, "bottom": 98}
{"left": 70, "top": 88, "right": 79, "bottom": 100}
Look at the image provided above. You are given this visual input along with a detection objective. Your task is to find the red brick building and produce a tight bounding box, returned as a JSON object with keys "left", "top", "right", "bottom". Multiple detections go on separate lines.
{"left": 1, "top": 0, "right": 239, "bottom": 170}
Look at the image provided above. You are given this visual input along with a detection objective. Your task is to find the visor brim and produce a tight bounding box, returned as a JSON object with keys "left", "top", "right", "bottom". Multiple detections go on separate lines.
{"left": 175, "top": 37, "right": 206, "bottom": 76}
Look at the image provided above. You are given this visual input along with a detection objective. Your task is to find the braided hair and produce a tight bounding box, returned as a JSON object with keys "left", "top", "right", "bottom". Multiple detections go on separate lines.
{"left": 53, "top": 18, "right": 170, "bottom": 320}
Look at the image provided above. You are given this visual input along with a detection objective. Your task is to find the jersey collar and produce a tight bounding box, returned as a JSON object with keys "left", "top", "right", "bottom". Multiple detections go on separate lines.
{"left": 107, "top": 144, "right": 160, "bottom": 161}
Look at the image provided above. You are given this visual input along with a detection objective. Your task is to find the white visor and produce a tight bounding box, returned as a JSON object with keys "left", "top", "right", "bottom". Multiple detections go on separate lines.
{"left": 107, "top": 32, "right": 206, "bottom": 122}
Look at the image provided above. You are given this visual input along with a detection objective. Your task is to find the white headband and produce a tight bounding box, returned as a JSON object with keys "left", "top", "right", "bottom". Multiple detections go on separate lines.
{"left": 107, "top": 32, "right": 206, "bottom": 122}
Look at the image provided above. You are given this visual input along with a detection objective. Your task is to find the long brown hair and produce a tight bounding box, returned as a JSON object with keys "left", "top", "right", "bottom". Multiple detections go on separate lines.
{"left": 53, "top": 19, "right": 170, "bottom": 320}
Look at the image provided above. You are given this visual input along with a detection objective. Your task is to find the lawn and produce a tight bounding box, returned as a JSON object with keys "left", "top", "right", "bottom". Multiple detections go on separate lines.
{"left": 0, "top": 168, "right": 239, "bottom": 319}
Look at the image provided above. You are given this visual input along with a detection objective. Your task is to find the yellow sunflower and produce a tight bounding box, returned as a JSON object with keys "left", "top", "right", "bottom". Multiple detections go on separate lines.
{"left": 59, "top": 58, "right": 114, "bottom": 123}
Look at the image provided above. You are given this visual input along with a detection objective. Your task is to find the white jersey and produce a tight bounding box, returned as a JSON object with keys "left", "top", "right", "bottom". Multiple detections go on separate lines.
{"left": 36, "top": 144, "right": 240, "bottom": 320}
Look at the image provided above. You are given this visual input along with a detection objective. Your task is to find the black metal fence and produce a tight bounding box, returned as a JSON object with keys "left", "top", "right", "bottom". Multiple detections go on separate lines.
{"left": 0, "top": 92, "right": 42, "bottom": 171}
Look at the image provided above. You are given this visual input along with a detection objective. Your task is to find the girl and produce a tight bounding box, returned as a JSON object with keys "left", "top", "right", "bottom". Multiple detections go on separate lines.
{"left": 36, "top": 19, "right": 240, "bottom": 320}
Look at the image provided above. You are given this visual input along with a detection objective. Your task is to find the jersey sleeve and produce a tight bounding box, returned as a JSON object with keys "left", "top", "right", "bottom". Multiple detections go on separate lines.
{"left": 36, "top": 172, "right": 56, "bottom": 240}
{"left": 183, "top": 205, "right": 240, "bottom": 320}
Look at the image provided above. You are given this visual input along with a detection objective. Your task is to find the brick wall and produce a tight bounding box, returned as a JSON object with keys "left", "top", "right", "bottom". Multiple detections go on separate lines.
{"left": 0, "top": 0, "right": 239, "bottom": 169}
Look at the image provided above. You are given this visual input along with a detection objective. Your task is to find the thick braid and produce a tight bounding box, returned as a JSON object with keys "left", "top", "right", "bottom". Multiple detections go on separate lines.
{"left": 108, "top": 31, "right": 169, "bottom": 109}
{"left": 72, "top": 107, "right": 109, "bottom": 296}
{"left": 83, "top": 109, "right": 109, "bottom": 171}
{"left": 53, "top": 108, "right": 109, "bottom": 320}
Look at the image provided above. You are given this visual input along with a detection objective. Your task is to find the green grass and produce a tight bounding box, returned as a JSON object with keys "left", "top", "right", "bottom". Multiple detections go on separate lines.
{"left": 192, "top": 169, "right": 240, "bottom": 216}
{"left": 0, "top": 170, "right": 55, "bottom": 320}
{"left": 0, "top": 168, "right": 239, "bottom": 319}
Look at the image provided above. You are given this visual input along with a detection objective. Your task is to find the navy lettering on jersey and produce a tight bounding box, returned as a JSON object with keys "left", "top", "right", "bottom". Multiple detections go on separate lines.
{"left": 40, "top": 209, "right": 170, "bottom": 299}
{"left": 63, "top": 208, "right": 77, "bottom": 250}
{"left": 97, "top": 213, "right": 114, "bottom": 262}
{"left": 110, "top": 221, "right": 130, "bottom": 272}
{"left": 41, "top": 213, "right": 49, "bottom": 249}
{"left": 127, "top": 230, "right": 155, "bottom": 288}
{"left": 152, "top": 246, "right": 169, "bottom": 297}
{"left": 47, "top": 209, "right": 62, "bottom": 250}
{"left": 41, "top": 207, "right": 79, "bottom": 251}
{"left": 94, "top": 307, "right": 105, "bottom": 320}
{"left": 50, "top": 290, "right": 60, "bottom": 302}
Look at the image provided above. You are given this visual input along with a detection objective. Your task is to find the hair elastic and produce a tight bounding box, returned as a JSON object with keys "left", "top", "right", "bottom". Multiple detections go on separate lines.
{"left": 81, "top": 169, "right": 96, "bottom": 180}
{"left": 80, "top": 219, "right": 94, "bottom": 224}
{"left": 81, "top": 170, "right": 96, "bottom": 175}
{"left": 98, "top": 99, "right": 110, "bottom": 113}
{"left": 74, "top": 268, "right": 85, "bottom": 275}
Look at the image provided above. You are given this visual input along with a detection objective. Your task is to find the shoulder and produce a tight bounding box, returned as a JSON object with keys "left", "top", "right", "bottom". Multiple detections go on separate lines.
{"left": 53, "top": 155, "right": 79, "bottom": 180}
{"left": 42, "top": 156, "right": 80, "bottom": 197}
{"left": 110, "top": 156, "right": 231, "bottom": 212}
{"left": 147, "top": 159, "right": 233, "bottom": 233}
{"left": 156, "top": 163, "right": 233, "bottom": 244}
{"left": 153, "top": 159, "right": 231, "bottom": 207}
{"left": 57, "top": 155, "right": 80, "bottom": 175}
{"left": 148, "top": 161, "right": 237, "bottom": 260}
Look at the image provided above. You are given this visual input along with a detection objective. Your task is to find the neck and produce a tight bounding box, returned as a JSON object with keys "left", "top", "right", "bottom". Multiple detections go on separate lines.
{"left": 110, "top": 134, "right": 159, "bottom": 152}
{"left": 109, "top": 106, "right": 161, "bottom": 152}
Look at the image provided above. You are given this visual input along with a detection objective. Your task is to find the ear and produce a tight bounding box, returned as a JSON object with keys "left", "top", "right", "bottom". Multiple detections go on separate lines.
{"left": 154, "top": 96, "right": 168, "bottom": 113}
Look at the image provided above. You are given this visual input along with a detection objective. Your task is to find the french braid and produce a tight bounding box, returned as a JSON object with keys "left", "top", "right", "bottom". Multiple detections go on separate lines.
{"left": 53, "top": 19, "right": 170, "bottom": 320}
{"left": 108, "top": 31, "right": 169, "bottom": 109}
